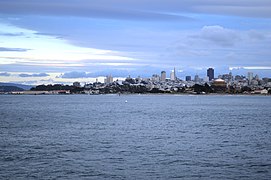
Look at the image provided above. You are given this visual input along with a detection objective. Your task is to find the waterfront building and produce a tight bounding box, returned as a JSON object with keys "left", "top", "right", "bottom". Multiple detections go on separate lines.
{"left": 185, "top": 76, "right": 191, "bottom": 81}
{"left": 212, "top": 78, "right": 227, "bottom": 92}
{"left": 212, "top": 79, "right": 226, "bottom": 87}
{"left": 161, "top": 71, "right": 166, "bottom": 82}
{"left": 207, "top": 68, "right": 214, "bottom": 81}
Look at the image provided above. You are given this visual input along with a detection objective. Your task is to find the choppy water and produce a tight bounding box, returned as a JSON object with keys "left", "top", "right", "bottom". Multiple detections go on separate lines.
{"left": 0, "top": 95, "right": 271, "bottom": 179}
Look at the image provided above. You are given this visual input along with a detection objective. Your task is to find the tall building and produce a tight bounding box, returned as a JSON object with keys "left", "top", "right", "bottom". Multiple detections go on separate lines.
{"left": 104, "top": 75, "right": 113, "bottom": 84}
{"left": 170, "top": 67, "right": 176, "bottom": 81}
{"left": 185, "top": 76, "right": 191, "bottom": 81}
{"left": 194, "top": 75, "right": 200, "bottom": 83}
{"left": 207, "top": 68, "right": 214, "bottom": 81}
{"left": 247, "top": 72, "right": 253, "bottom": 85}
{"left": 152, "top": 74, "right": 160, "bottom": 82}
{"left": 161, "top": 71, "right": 166, "bottom": 81}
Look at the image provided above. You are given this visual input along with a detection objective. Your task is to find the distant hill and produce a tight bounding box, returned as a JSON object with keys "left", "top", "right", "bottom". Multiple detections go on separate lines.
{"left": 0, "top": 82, "right": 34, "bottom": 90}
{"left": 0, "top": 86, "right": 24, "bottom": 92}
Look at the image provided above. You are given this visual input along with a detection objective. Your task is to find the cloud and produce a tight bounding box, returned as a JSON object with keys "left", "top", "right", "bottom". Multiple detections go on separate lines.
{"left": 0, "top": 72, "right": 11, "bottom": 76}
{"left": 0, "top": 32, "right": 25, "bottom": 36}
{"left": 247, "top": 30, "right": 266, "bottom": 41}
{"left": 18, "top": 73, "right": 50, "bottom": 77}
{"left": 191, "top": 25, "right": 240, "bottom": 47}
{"left": 0, "top": 1, "right": 192, "bottom": 21}
{"left": 60, "top": 71, "right": 93, "bottom": 78}
{"left": 0, "top": 0, "right": 270, "bottom": 19}
{"left": 243, "top": 66, "right": 271, "bottom": 70}
{"left": 34, "top": 32, "right": 64, "bottom": 39}
{"left": 0, "top": 2, "right": 270, "bottom": 78}
{"left": 0, "top": 47, "right": 30, "bottom": 52}
{"left": 59, "top": 67, "right": 161, "bottom": 78}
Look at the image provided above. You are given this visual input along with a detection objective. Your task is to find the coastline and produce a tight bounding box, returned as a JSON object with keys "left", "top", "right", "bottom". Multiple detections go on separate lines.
{"left": 1, "top": 92, "right": 270, "bottom": 96}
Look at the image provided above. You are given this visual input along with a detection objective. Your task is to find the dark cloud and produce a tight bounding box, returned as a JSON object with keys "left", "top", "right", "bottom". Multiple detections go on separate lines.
{"left": 18, "top": 73, "right": 50, "bottom": 77}
{"left": 0, "top": 0, "right": 270, "bottom": 19}
{"left": 0, "top": 32, "right": 25, "bottom": 36}
{"left": 34, "top": 32, "right": 64, "bottom": 39}
{"left": 0, "top": 47, "right": 30, "bottom": 52}
{"left": 60, "top": 71, "right": 93, "bottom": 78}
{"left": 60, "top": 66, "right": 170, "bottom": 79}
{"left": 191, "top": 25, "right": 240, "bottom": 47}
{"left": 0, "top": 0, "right": 192, "bottom": 21}
{"left": 0, "top": 72, "right": 11, "bottom": 76}
{"left": 247, "top": 30, "right": 266, "bottom": 40}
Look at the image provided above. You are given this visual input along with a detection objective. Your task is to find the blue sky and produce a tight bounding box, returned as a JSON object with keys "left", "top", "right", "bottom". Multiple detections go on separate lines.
{"left": 0, "top": 0, "right": 271, "bottom": 84}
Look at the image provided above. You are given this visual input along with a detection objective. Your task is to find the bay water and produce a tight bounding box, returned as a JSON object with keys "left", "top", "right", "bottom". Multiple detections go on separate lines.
{"left": 0, "top": 95, "right": 271, "bottom": 179}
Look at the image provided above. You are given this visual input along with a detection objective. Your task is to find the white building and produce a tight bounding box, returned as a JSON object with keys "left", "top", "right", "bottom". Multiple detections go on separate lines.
{"left": 170, "top": 68, "right": 176, "bottom": 81}
{"left": 104, "top": 75, "right": 113, "bottom": 84}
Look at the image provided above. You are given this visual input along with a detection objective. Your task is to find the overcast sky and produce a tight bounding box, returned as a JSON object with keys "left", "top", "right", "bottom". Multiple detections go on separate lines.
{"left": 0, "top": 0, "right": 271, "bottom": 84}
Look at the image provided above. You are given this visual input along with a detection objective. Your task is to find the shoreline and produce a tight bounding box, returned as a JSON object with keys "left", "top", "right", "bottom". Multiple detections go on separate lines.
{"left": 1, "top": 92, "right": 270, "bottom": 96}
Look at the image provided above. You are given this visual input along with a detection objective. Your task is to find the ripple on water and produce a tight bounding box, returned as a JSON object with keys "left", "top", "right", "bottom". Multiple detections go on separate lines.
{"left": 0, "top": 95, "right": 271, "bottom": 179}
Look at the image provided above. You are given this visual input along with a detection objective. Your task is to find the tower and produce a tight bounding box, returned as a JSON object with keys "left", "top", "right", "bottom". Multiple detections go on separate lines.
{"left": 104, "top": 75, "right": 113, "bottom": 84}
{"left": 170, "top": 67, "right": 176, "bottom": 81}
{"left": 161, "top": 71, "right": 166, "bottom": 81}
{"left": 207, "top": 68, "right": 214, "bottom": 81}
{"left": 247, "top": 72, "right": 253, "bottom": 85}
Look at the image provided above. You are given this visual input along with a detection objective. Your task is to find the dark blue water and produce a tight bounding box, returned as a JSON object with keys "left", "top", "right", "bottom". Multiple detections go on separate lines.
{"left": 0, "top": 95, "right": 271, "bottom": 179}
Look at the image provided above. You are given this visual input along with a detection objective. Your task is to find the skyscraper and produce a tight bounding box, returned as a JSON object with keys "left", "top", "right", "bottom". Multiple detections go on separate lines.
{"left": 185, "top": 76, "right": 191, "bottom": 81}
{"left": 104, "top": 75, "right": 113, "bottom": 84}
{"left": 161, "top": 71, "right": 166, "bottom": 81}
{"left": 207, "top": 68, "right": 214, "bottom": 81}
{"left": 247, "top": 72, "right": 253, "bottom": 84}
{"left": 170, "top": 67, "right": 176, "bottom": 81}
{"left": 194, "top": 75, "right": 200, "bottom": 83}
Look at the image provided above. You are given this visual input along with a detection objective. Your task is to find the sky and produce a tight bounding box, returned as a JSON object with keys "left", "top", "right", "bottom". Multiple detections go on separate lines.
{"left": 0, "top": 0, "right": 271, "bottom": 85}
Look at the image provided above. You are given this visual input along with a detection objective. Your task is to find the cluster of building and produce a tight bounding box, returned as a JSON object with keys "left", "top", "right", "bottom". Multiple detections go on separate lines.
{"left": 103, "top": 68, "right": 270, "bottom": 87}
{"left": 76, "top": 67, "right": 270, "bottom": 95}
{"left": 6, "top": 67, "right": 271, "bottom": 95}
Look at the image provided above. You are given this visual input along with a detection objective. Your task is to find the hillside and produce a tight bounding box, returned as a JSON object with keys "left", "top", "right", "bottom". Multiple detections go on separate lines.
{"left": 0, "top": 86, "right": 24, "bottom": 92}
{"left": 0, "top": 82, "right": 34, "bottom": 90}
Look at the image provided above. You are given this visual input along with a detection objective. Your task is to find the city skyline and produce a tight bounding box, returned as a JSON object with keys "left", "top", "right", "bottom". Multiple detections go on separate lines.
{"left": 0, "top": 1, "right": 271, "bottom": 85}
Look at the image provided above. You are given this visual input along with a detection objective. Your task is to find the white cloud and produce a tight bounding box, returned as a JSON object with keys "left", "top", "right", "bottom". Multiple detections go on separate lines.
{"left": 243, "top": 66, "right": 271, "bottom": 70}
{"left": 192, "top": 25, "right": 240, "bottom": 47}
{"left": 0, "top": 23, "right": 135, "bottom": 68}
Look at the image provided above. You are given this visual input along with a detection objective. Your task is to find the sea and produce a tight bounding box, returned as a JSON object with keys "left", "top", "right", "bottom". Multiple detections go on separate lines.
{"left": 0, "top": 94, "right": 271, "bottom": 179}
